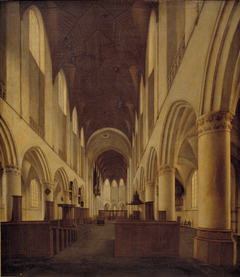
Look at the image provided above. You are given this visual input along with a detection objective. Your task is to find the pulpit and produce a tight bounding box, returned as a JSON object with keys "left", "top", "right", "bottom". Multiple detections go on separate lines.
{"left": 127, "top": 191, "right": 144, "bottom": 220}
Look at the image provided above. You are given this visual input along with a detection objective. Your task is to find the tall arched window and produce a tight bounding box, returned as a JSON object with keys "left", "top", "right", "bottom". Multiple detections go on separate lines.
{"left": 147, "top": 11, "right": 156, "bottom": 138}
{"left": 29, "top": 9, "right": 40, "bottom": 66}
{"left": 81, "top": 127, "right": 85, "bottom": 148}
{"left": 72, "top": 107, "right": 78, "bottom": 134}
{"left": 112, "top": 180, "right": 117, "bottom": 187}
{"left": 57, "top": 70, "right": 67, "bottom": 115}
{"left": 192, "top": 170, "right": 198, "bottom": 208}
{"left": 119, "top": 179, "right": 124, "bottom": 187}
{"left": 28, "top": 8, "right": 45, "bottom": 137}
{"left": 30, "top": 178, "right": 39, "bottom": 208}
{"left": 104, "top": 179, "right": 110, "bottom": 202}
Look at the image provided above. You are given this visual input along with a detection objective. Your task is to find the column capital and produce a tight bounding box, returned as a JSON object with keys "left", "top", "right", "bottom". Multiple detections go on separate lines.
{"left": 158, "top": 165, "right": 175, "bottom": 176}
{"left": 63, "top": 190, "right": 69, "bottom": 195}
{"left": 3, "top": 164, "right": 21, "bottom": 176}
{"left": 43, "top": 181, "right": 54, "bottom": 196}
{"left": 43, "top": 181, "right": 54, "bottom": 189}
{"left": 196, "top": 111, "right": 234, "bottom": 136}
{"left": 145, "top": 181, "right": 156, "bottom": 189}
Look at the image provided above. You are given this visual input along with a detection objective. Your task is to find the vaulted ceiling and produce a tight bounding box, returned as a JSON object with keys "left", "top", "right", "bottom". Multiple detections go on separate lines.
{"left": 21, "top": 1, "right": 155, "bottom": 183}
{"left": 96, "top": 150, "right": 127, "bottom": 183}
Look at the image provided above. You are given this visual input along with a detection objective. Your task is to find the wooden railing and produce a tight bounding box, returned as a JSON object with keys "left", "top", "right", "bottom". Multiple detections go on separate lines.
{"left": 99, "top": 210, "right": 127, "bottom": 220}
{"left": 1, "top": 221, "right": 78, "bottom": 259}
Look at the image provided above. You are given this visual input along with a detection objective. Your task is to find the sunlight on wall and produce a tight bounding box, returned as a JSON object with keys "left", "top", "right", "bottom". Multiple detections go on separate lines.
{"left": 30, "top": 178, "right": 39, "bottom": 208}
{"left": 29, "top": 9, "right": 40, "bottom": 67}
{"left": 192, "top": 170, "right": 198, "bottom": 208}
{"left": 58, "top": 70, "right": 67, "bottom": 115}
{"left": 72, "top": 107, "right": 78, "bottom": 134}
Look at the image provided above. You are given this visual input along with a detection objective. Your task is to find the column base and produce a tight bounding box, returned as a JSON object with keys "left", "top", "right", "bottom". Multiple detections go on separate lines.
{"left": 158, "top": 211, "right": 166, "bottom": 221}
{"left": 12, "top": 196, "right": 22, "bottom": 222}
{"left": 145, "top": 202, "right": 154, "bottom": 221}
{"left": 45, "top": 201, "right": 54, "bottom": 221}
{"left": 194, "top": 228, "right": 236, "bottom": 266}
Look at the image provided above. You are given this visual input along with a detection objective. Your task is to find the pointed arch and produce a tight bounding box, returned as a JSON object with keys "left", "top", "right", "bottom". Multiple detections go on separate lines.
{"left": 54, "top": 167, "right": 69, "bottom": 192}
{"left": 57, "top": 69, "right": 68, "bottom": 116}
{"left": 159, "top": 101, "right": 197, "bottom": 166}
{"left": 27, "top": 5, "right": 45, "bottom": 73}
{"left": 119, "top": 179, "right": 125, "bottom": 187}
{"left": 146, "top": 147, "right": 157, "bottom": 182}
{"left": 72, "top": 178, "right": 78, "bottom": 195}
{"left": 201, "top": 1, "right": 240, "bottom": 114}
{"left": 0, "top": 116, "right": 18, "bottom": 166}
{"left": 81, "top": 127, "right": 85, "bottom": 148}
{"left": 72, "top": 106, "right": 78, "bottom": 135}
{"left": 22, "top": 147, "right": 50, "bottom": 183}
{"left": 147, "top": 10, "right": 157, "bottom": 77}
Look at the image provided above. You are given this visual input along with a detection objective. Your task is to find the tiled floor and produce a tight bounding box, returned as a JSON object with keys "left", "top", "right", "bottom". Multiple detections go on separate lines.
{"left": 2, "top": 222, "right": 240, "bottom": 277}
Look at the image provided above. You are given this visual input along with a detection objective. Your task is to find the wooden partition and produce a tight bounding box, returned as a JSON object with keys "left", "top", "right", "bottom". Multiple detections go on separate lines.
{"left": 1, "top": 221, "right": 78, "bottom": 259}
{"left": 115, "top": 221, "right": 179, "bottom": 258}
{"left": 1, "top": 221, "right": 52, "bottom": 259}
{"left": 99, "top": 210, "right": 127, "bottom": 220}
{"left": 75, "top": 208, "right": 90, "bottom": 224}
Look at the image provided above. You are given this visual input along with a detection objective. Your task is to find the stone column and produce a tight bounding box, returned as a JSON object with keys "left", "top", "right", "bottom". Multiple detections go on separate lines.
{"left": 44, "top": 181, "right": 54, "bottom": 221}
{"left": 2, "top": 164, "right": 22, "bottom": 221}
{"left": 145, "top": 181, "right": 155, "bottom": 220}
{"left": 145, "top": 181, "right": 155, "bottom": 202}
{"left": 158, "top": 165, "right": 175, "bottom": 221}
{"left": 194, "top": 111, "right": 236, "bottom": 266}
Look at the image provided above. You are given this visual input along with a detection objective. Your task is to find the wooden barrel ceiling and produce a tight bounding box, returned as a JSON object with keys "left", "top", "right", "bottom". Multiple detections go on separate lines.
{"left": 21, "top": 1, "right": 155, "bottom": 182}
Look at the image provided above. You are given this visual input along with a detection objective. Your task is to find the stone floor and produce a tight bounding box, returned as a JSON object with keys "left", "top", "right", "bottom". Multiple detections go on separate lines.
{"left": 2, "top": 222, "right": 240, "bottom": 277}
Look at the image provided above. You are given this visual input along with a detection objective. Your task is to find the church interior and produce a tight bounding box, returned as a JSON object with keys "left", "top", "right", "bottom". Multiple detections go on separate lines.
{"left": 1, "top": 0, "right": 240, "bottom": 276}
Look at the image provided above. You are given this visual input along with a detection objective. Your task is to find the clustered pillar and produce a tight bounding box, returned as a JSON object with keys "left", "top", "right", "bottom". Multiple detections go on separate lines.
{"left": 157, "top": 165, "right": 175, "bottom": 221}
{"left": 194, "top": 111, "right": 236, "bottom": 266}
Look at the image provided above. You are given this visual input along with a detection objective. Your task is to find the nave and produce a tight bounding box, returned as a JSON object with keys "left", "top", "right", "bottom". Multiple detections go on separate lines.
{"left": 2, "top": 222, "right": 240, "bottom": 277}
{"left": 1, "top": 0, "right": 240, "bottom": 271}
